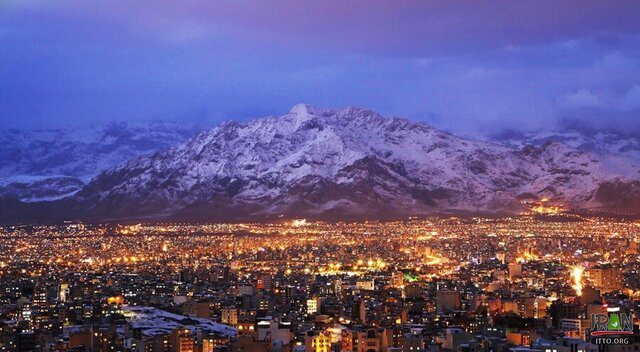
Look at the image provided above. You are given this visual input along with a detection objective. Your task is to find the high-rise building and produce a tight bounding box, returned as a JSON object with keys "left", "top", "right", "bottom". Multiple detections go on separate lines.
{"left": 170, "top": 329, "right": 194, "bottom": 352}
{"left": 305, "top": 330, "right": 332, "bottom": 352}
{"left": 356, "top": 279, "right": 375, "bottom": 291}
{"left": 32, "top": 284, "right": 48, "bottom": 308}
{"left": 580, "top": 286, "right": 602, "bottom": 305}
{"left": 255, "top": 318, "right": 293, "bottom": 349}
{"left": 436, "top": 290, "right": 461, "bottom": 314}
{"left": 58, "top": 283, "right": 69, "bottom": 303}
{"left": 200, "top": 333, "right": 229, "bottom": 352}
{"left": 221, "top": 308, "right": 238, "bottom": 325}
{"left": 341, "top": 329, "right": 354, "bottom": 352}
{"left": 182, "top": 300, "right": 210, "bottom": 318}
{"left": 307, "top": 297, "right": 321, "bottom": 315}
{"left": 533, "top": 297, "right": 548, "bottom": 319}
{"left": 359, "top": 300, "right": 366, "bottom": 324}
{"left": 403, "top": 333, "right": 425, "bottom": 352}
{"left": 333, "top": 278, "right": 343, "bottom": 296}
{"left": 355, "top": 328, "right": 387, "bottom": 352}
{"left": 257, "top": 274, "right": 272, "bottom": 291}
{"left": 404, "top": 284, "right": 422, "bottom": 299}
{"left": 560, "top": 319, "right": 589, "bottom": 339}
{"left": 508, "top": 263, "right": 523, "bottom": 280}
{"left": 517, "top": 296, "right": 537, "bottom": 318}
{"left": 506, "top": 331, "right": 531, "bottom": 346}
{"left": 391, "top": 271, "right": 404, "bottom": 288}
{"left": 588, "top": 266, "right": 623, "bottom": 292}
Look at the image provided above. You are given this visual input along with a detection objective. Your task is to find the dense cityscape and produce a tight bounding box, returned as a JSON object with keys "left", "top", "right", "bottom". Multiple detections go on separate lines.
{"left": 3, "top": 1, "right": 640, "bottom": 352}
{"left": 1, "top": 214, "right": 639, "bottom": 351}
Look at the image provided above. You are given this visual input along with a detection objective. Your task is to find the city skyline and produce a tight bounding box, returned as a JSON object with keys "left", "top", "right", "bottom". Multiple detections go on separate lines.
{"left": 2, "top": 2, "right": 640, "bottom": 352}
{"left": 0, "top": 215, "right": 638, "bottom": 351}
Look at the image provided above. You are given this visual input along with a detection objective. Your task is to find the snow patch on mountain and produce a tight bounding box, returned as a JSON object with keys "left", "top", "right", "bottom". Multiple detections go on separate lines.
{"left": 0, "top": 175, "right": 84, "bottom": 202}
{"left": 0, "top": 121, "right": 202, "bottom": 201}
{"left": 496, "top": 130, "right": 640, "bottom": 177}
{"left": 4, "top": 105, "right": 640, "bottom": 221}
{"left": 71, "top": 104, "right": 636, "bottom": 220}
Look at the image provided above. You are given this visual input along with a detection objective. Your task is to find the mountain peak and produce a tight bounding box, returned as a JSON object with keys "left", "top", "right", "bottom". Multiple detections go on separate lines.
{"left": 287, "top": 103, "right": 317, "bottom": 116}
{"left": 4, "top": 106, "right": 640, "bottom": 223}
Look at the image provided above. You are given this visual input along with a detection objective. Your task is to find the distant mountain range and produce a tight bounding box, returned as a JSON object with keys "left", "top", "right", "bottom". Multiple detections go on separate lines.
{"left": 1, "top": 105, "right": 639, "bottom": 224}
{"left": 494, "top": 130, "right": 640, "bottom": 178}
{"left": 0, "top": 121, "right": 201, "bottom": 202}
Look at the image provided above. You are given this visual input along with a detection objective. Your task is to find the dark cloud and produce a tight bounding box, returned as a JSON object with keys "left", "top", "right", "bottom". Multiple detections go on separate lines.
{"left": 561, "top": 109, "right": 640, "bottom": 136}
{"left": 8, "top": 1, "right": 639, "bottom": 55}
{"left": 1, "top": 1, "right": 639, "bottom": 135}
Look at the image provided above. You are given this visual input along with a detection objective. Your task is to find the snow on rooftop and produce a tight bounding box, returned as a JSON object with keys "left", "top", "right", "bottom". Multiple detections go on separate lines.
{"left": 122, "top": 306, "right": 236, "bottom": 337}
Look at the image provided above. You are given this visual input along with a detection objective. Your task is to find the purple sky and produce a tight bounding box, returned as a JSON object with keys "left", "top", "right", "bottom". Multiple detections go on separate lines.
{"left": 1, "top": 1, "right": 640, "bottom": 135}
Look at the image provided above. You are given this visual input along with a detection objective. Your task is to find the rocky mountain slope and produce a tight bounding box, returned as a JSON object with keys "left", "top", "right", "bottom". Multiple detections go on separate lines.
{"left": 69, "top": 105, "right": 633, "bottom": 220}
{"left": 2, "top": 104, "right": 639, "bottom": 223}
{"left": 0, "top": 122, "right": 201, "bottom": 201}
{"left": 496, "top": 130, "right": 640, "bottom": 178}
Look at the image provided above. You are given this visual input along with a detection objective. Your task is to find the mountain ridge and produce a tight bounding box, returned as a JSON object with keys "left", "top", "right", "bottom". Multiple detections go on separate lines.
{"left": 0, "top": 121, "right": 203, "bottom": 202}
{"left": 1, "top": 104, "right": 639, "bottom": 224}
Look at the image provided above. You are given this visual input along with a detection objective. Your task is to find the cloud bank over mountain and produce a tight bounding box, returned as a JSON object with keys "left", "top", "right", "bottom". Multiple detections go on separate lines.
{"left": 1, "top": 1, "right": 639, "bottom": 135}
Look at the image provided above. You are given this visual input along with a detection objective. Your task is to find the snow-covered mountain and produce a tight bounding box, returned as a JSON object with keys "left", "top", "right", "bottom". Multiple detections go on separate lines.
{"left": 0, "top": 176, "right": 84, "bottom": 202}
{"left": 59, "top": 104, "right": 636, "bottom": 221}
{"left": 3, "top": 104, "right": 639, "bottom": 223}
{"left": 495, "top": 130, "right": 640, "bottom": 178}
{"left": 0, "top": 121, "right": 202, "bottom": 201}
